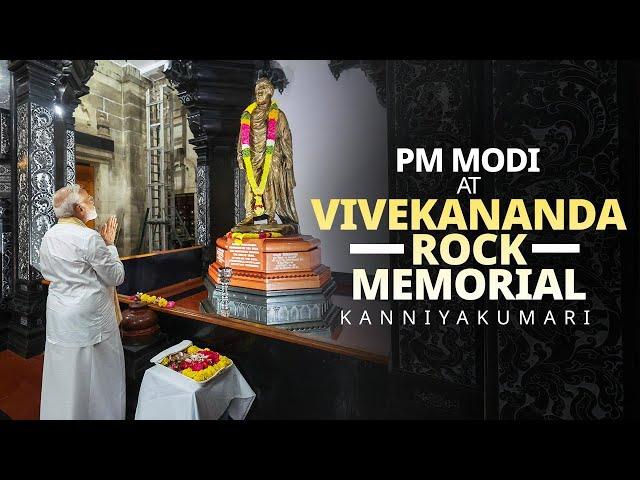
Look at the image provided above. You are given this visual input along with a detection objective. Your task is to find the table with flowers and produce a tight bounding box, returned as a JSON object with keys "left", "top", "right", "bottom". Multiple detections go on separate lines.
{"left": 134, "top": 340, "right": 256, "bottom": 420}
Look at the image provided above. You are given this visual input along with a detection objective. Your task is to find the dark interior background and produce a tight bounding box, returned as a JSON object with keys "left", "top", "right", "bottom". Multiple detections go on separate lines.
{"left": 387, "top": 60, "right": 639, "bottom": 420}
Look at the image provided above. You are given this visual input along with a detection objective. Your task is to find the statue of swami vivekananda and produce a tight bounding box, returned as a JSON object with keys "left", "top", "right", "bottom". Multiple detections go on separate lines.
{"left": 235, "top": 77, "right": 299, "bottom": 233}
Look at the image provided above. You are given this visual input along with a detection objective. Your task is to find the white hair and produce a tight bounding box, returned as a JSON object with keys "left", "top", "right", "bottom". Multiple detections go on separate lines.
{"left": 53, "top": 184, "right": 83, "bottom": 218}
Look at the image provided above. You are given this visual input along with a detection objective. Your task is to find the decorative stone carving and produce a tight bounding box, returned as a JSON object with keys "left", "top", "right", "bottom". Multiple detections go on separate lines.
{"left": 56, "top": 60, "right": 97, "bottom": 190}
{"left": 29, "top": 103, "right": 55, "bottom": 276}
{"left": 66, "top": 130, "right": 75, "bottom": 185}
{"left": 0, "top": 60, "right": 9, "bottom": 111}
{"left": 0, "top": 195, "right": 12, "bottom": 304}
{"left": 1, "top": 231, "right": 12, "bottom": 299}
{"left": 329, "top": 60, "right": 386, "bottom": 107}
{"left": 56, "top": 60, "right": 97, "bottom": 113}
{"left": 195, "top": 164, "right": 209, "bottom": 246}
{"left": 16, "top": 101, "right": 29, "bottom": 281}
{"left": 0, "top": 109, "right": 8, "bottom": 158}
{"left": 492, "top": 60, "right": 623, "bottom": 420}
{"left": 0, "top": 163, "right": 9, "bottom": 195}
{"left": 7, "top": 60, "right": 95, "bottom": 356}
{"left": 389, "top": 60, "right": 477, "bottom": 388}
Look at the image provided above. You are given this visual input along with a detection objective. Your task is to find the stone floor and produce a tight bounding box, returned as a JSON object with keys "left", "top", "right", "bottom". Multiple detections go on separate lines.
{"left": 0, "top": 290, "right": 209, "bottom": 420}
{"left": 0, "top": 350, "right": 43, "bottom": 420}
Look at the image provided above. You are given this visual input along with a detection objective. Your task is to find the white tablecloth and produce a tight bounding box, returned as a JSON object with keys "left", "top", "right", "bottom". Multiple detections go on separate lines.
{"left": 135, "top": 364, "right": 256, "bottom": 420}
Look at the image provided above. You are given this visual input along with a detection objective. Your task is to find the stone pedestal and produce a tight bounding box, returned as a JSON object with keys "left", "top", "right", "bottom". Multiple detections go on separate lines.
{"left": 7, "top": 323, "right": 45, "bottom": 358}
{"left": 9, "top": 281, "right": 47, "bottom": 358}
{"left": 209, "top": 235, "right": 332, "bottom": 290}
{"left": 204, "top": 234, "right": 338, "bottom": 331}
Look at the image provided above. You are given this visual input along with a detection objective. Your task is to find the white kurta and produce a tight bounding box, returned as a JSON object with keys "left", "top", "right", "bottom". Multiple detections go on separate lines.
{"left": 38, "top": 220, "right": 126, "bottom": 420}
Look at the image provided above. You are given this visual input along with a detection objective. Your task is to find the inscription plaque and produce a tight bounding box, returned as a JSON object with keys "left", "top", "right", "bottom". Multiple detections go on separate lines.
{"left": 228, "top": 243, "right": 261, "bottom": 269}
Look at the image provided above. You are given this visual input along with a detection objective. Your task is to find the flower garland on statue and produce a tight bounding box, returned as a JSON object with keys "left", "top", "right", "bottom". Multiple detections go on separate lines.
{"left": 227, "top": 231, "right": 283, "bottom": 245}
{"left": 240, "top": 101, "right": 279, "bottom": 217}
{"left": 129, "top": 292, "right": 176, "bottom": 309}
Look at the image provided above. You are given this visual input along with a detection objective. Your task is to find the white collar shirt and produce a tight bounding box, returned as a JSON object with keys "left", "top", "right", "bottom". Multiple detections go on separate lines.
{"left": 39, "top": 222, "right": 125, "bottom": 347}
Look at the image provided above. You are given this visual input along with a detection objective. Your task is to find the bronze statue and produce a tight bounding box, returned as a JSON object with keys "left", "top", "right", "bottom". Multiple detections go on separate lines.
{"left": 235, "top": 77, "right": 299, "bottom": 233}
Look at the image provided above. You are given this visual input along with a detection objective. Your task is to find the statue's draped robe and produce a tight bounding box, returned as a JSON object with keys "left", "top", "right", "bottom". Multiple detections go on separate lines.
{"left": 237, "top": 106, "right": 299, "bottom": 226}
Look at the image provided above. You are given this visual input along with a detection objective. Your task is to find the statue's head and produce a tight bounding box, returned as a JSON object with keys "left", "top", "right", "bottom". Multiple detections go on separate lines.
{"left": 255, "top": 77, "right": 275, "bottom": 106}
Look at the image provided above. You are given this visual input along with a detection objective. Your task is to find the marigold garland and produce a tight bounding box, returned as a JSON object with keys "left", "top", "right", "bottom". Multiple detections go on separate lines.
{"left": 159, "top": 344, "right": 232, "bottom": 383}
{"left": 240, "top": 101, "right": 279, "bottom": 216}
{"left": 129, "top": 292, "right": 176, "bottom": 309}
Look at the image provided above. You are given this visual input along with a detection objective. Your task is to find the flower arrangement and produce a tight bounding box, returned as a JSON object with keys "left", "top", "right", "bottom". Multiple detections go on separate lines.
{"left": 240, "top": 101, "right": 280, "bottom": 217}
{"left": 159, "top": 345, "right": 232, "bottom": 383}
{"left": 129, "top": 292, "right": 176, "bottom": 309}
{"left": 227, "top": 231, "right": 283, "bottom": 245}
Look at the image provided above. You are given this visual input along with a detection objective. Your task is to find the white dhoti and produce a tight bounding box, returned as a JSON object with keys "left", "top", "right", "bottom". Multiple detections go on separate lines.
{"left": 40, "top": 331, "right": 126, "bottom": 420}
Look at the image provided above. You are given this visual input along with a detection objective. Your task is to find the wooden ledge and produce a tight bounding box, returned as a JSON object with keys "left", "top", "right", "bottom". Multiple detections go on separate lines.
{"left": 146, "top": 277, "right": 204, "bottom": 298}
{"left": 118, "top": 293, "right": 388, "bottom": 365}
{"left": 43, "top": 271, "right": 388, "bottom": 365}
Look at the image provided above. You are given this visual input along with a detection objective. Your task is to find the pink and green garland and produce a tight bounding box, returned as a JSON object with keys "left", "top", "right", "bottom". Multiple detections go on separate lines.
{"left": 240, "top": 101, "right": 279, "bottom": 216}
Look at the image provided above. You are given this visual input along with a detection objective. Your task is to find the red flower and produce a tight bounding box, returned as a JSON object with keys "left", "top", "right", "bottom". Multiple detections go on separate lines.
{"left": 190, "top": 361, "right": 209, "bottom": 371}
{"left": 200, "top": 350, "right": 220, "bottom": 363}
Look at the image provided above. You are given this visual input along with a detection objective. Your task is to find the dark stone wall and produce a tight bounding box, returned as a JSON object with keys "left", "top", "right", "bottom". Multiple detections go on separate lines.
{"left": 388, "top": 60, "right": 635, "bottom": 420}
{"left": 492, "top": 60, "right": 623, "bottom": 419}
{"left": 387, "top": 61, "right": 485, "bottom": 418}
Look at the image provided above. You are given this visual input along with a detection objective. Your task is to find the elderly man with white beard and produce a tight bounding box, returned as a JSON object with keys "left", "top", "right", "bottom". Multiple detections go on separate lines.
{"left": 38, "top": 184, "right": 126, "bottom": 420}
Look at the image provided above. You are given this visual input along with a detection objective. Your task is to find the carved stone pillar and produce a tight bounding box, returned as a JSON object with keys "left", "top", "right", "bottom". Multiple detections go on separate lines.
{"left": 0, "top": 202, "right": 10, "bottom": 352}
{"left": 56, "top": 61, "right": 95, "bottom": 188}
{"left": 7, "top": 60, "right": 94, "bottom": 357}
{"left": 165, "top": 60, "right": 257, "bottom": 270}
{"left": 0, "top": 107, "right": 11, "bottom": 350}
